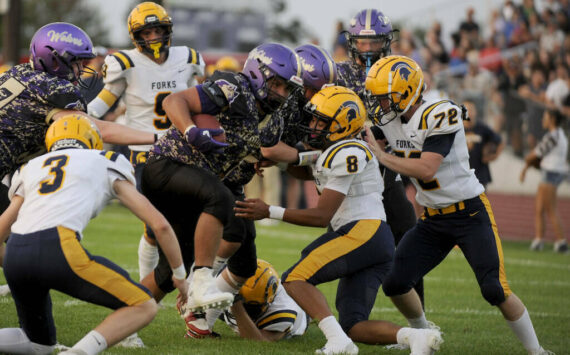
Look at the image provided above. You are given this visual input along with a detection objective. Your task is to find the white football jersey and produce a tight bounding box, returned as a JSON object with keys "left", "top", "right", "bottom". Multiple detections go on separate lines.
{"left": 9, "top": 149, "right": 135, "bottom": 237}
{"left": 98, "top": 46, "right": 204, "bottom": 151}
{"left": 255, "top": 284, "right": 308, "bottom": 338}
{"left": 381, "top": 99, "right": 484, "bottom": 208}
{"left": 313, "top": 139, "right": 385, "bottom": 230}
{"left": 535, "top": 127, "right": 569, "bottom": 173}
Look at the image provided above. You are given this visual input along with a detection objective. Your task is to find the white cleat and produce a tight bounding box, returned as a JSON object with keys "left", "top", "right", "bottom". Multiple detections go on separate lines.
{"left": 116, "top": 333, "right": 145, "bottom": 348}
{"left": 181, "top": 268, "right": 233, "bottom": 314}
{"left": 528, "top": 347, "right": 555, "bottom": 355}
{"left": 315, "top": 340, "right": 359, "bottom": 355}
{"left": 0, "top": 284, "right": 11, "bottom": 296}
{"left": 408, "top": 328, "right": 443, "bottom": 355}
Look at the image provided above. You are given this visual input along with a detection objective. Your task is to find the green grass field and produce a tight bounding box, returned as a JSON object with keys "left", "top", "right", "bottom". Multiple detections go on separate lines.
{"left": 1, "top": 202, "right": 568, "bottom": 355}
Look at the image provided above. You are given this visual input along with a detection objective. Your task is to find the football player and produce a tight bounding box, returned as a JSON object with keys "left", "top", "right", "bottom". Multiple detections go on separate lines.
{"left": 180, "top": 44, "right": 338, "bottom": 339}
{"left": 236, "top": 86, "right": 442, "bottom": 355}
{"left": 364, "top": 55, "right": 551, "bottom": 355}
{"left": 140, "top": 43, "right": 302, "bottom": 317}
{"left": 221, "top": 259, "right": 309, "bottom": 341}
{"left": 86, "top": 2, "right": 206, "bottom": 283}
{"left": 336, "top": 9, "right": 425, "bottom": 307}
{"left": 0, "top": 115, "right": 187, "bottom": 355}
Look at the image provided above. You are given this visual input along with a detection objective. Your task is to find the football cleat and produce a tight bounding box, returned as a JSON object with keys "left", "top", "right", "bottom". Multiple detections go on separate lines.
{"left": 406, "top": 328, "right": 443, "bottom": 355}
{"left": 315, "top": 340, "right": 359, "bottom": 355}
{"left": 180, "top": 268, "right": 234, "bottom": 314}
{"left": 528, "top": 347, "right": 555, "bottom": 355}
{"left": 0, "top": 284, "right": 11, "bottom": 297}
{"left": 116, "top": 333, "right": 145, "bottom": 348}
{"left": 554, "top": 240, "right": 568, "bottom": 253}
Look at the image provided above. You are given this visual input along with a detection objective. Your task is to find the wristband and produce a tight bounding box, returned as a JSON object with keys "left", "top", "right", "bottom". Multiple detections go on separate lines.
{"left": 268, "top": 205, "right": 285, "bottom": 220}
{"left": 172, "top": 264, "right": 187, "bottom": 280}
{"left": 184, "top": 124, "right": 197, "bottom": 136}
{"left": 296, "top": 150, "right": 322, "bottom": 166}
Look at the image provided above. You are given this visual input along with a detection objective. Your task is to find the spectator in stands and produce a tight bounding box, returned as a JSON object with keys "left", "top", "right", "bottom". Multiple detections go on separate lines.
{"left": 545, "top": 63, "right": 569, "bottom": 108}
{"left": 540, "top": 19, "right": 565, "bottom": 53}
{"left": 520, "top": 109, "right": 569, "bottom": 252}
{"left": 459, "top": 7, "right": 481, "bottom": 49}
{"left": 463, "top": 99, "right": 505, "bottom": 189}
{"left": 519, "top": 67, "right": 547, "bottom": 149}
{"left": 424, "top": 22, "right": 449, "bottom": 64}
{"left": 498, "top": 57, "right": 527, "bottom": 156}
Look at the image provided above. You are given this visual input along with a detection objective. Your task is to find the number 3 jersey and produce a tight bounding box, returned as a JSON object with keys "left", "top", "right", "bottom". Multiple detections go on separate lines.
{"left": 312, "top": 139, "right": 386, "bottom": 231}
{"left": 88, "top": 46, "right": 205, "bottom": 152}
{"left": 8, "top": 149, "right": 135, "bottom": 237}
{"left": 380, "top": 99, "right": 484, "bottom": 209}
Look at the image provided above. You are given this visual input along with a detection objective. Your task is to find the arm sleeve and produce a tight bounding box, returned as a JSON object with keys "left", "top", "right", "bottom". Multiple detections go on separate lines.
{"left": 103, "top": 153, "right": 136, "bottom": 196}
{"left": 422, "top": 132, "right": 456, "bottom": 157}
{"left": 8, "top": 168, "right": 24, "bottom": 199}
{"left": 256, "top": 309, "right": 297, "bottom": 333}
{"left": 534, "top": 131, "right": 558, "bottom": 158}
{"left": 196, "top": 85, "right": 222, "bottom": 115}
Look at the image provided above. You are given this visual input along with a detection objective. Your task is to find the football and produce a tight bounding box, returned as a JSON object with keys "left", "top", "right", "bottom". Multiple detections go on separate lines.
{"left": 191, "top": 113, "right": 226, "bottom": 142}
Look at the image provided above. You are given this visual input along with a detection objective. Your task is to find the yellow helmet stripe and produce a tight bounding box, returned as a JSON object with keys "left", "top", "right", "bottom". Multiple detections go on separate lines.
{"left": 403, "top": 75, "right": 423, "bottom": 115}
{"left": 365, "top": 9, "right": 372, "bottom": 30}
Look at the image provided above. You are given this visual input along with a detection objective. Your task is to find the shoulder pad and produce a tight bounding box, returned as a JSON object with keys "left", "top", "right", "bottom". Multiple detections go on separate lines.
{"left": 110, "top": 51, "right": 135, "bottom": 71}
{"left": 187, "top": 47, "right": 202, "bottom": 65}
{"left": 100, "top": 150, "right": 120, "bottom": 162}
{"left": 322, "top": 141, "right": 373, "bottom": 176}
{"left": 201, "top": 72, "right": 241, "bottom": 107}
{"left": 418, "top": 100, "right": 462, "bottom": 135}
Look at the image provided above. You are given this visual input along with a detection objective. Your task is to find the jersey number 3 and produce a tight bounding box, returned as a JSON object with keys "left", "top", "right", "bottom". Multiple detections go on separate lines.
{"left": 153, "top": 92, "right": 172, "bottom": 129}
{"left": 39, "top": 155, "right": 69, "bottom": 194}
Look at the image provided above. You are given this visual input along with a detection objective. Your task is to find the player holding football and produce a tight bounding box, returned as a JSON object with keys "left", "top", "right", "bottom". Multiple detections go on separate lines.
{"left": 236, "top": 86, "right": 443, "bottom": 355}
{"left": 180, "top": 44, "right": 338, "bottom": 339}
{"left": 336, "top": 9, "right": 424, "bottom": 306}
{"left": 0, "top": 115, "right": 187, "bottom": 355}
{"left": 87, "top": 2, "right": 205, "bottom": 283}
{"left": 140, "top": 43, "right": 303, "bottom": 316}
{"left": 364, "top": 55, "right": 552, "bottom": 355}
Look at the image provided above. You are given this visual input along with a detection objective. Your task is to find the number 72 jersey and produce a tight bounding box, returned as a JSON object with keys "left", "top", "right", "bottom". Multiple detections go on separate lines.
{"left": 380, "top": 99, "right": 484, "bottom": 209}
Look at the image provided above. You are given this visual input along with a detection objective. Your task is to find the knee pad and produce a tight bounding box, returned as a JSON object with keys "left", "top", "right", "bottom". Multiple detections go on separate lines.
{"left": 480, "top": 279, "right": 506, "bottom": 306}
{"left": 381, "top": 274, "right": 413, "bottom": 297}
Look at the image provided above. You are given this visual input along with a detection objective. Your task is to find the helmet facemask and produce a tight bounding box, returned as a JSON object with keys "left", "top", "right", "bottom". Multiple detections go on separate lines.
{"left": 348, "top": 33, "right": 393, "bottom": 70}
{"left": 366, "top": 92, "right": 401, "bottom": 126}
{"left": 301, "top": 103, "right": 343, "bottom": 149}
{"left": 133, "top": 24, "right": 172, "bottom": 59}
{"left": 258, "top": 64, "right": 303, "bottom": 114}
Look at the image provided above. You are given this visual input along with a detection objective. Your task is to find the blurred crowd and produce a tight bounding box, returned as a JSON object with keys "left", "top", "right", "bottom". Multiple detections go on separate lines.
{"left": 336, "top": 0, "right": 570, "bottom": 159}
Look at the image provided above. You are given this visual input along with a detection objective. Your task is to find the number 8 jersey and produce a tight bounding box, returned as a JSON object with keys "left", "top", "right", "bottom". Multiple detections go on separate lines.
{"left": 312, "top": 138, "right": 386, "bottom": 230}
{"left": 88, "top": 47, "right": 205, "bottom": 152}
{"left": 380, "top": 99, "right": 484, "bottom": 209}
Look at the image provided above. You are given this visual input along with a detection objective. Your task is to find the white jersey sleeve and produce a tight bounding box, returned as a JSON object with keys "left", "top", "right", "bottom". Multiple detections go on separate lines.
{"left": 422, "top": 100, "right": 463, "bottom": 138}
{"left": 254, "top": 284, "right": 308, "bottom": 337}
{"left": 100, "top": 53, "right": 128, "bottom": 97}
{"left": 102, "top": 151, "right": 136, "bottom": 196}
{"left": 8, "top": 167, "right": 25, "bottom": 199}
{"left": 322, "top": 143, "right": 372, "bottom": 194}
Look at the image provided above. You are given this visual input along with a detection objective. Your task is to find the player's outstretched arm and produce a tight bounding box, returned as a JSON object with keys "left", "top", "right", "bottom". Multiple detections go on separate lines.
{"left": 112, "top": 180, "right": 188, "bottom": 300}
{"left": 51, "top": 110, "right": 155, "bottom": 145}
{"left": 235, "top": 188, "right": 344, "bottom": 228}
{"left": 231, "top": 300, "right": 286, "bottom": 342}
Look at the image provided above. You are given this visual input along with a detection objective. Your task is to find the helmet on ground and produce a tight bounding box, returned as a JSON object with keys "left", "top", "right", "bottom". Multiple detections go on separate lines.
{"left": 215, "top": 56, "right": 241, "bottom": 72}
{"left": 45, "top": 114, "right": 103, "bottom": 152}
{"left": 128, "top": 2, "right": 173, "bottom": 59}
{"left": 365, "top": 55, "right": 424, "bottom": 126}
{"left": 239, "top": 259, "right": 280, "bottom": 318}
{"left": 295, "top": 44, "right": 337, "bottom": 92}
{"left": 301, "top": 86, "right": 366, "bottom": 149}
{"left": 242, "top": 43, "right": 304, "bottom": 113}
{"left": 29, "top": 22, "right": 95, "bottom": 83}
{"left": 346, "top": 9, "right": 395, "bottom": 69}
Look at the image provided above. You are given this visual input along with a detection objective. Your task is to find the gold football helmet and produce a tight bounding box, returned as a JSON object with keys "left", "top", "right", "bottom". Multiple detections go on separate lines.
{"left": 365, "top": 55, "right": 424, "bottom": 125}
{"left": 215, "top": 56, "right": 241, "bottom": 72}
{"left": 45, "top": 114, "right": 103, "bottom": 152}
{"left": 301, "top": 85, "right": 366, "bottom": 149}
{"left": 127, "top": 2, "right": 173, "bottom": 59}
{"left": 239, "top": 259, "right": 280, "bottom": 318}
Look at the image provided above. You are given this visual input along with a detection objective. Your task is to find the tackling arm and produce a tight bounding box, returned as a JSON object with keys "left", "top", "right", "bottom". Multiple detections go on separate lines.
{"left": 163, "top": 86, "right": 201, "bottom": 133}
{"left": 235, "top": 188, "right": 345, "bottom": 228}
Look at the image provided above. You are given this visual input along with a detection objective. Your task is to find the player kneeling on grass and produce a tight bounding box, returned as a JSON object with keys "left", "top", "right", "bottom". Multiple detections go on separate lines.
{"left": 236, "top": 86, "right": 442, "bottom": 355}
{"left": 203, "top": 259, "right": 309, "bottom": 341}
{"left": 0, "top": 115, "right": 188, "bottom": 355}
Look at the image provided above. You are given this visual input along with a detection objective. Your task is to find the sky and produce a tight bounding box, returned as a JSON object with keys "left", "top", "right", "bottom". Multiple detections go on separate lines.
{"left": 98, "top": 0, "right": 538, "bottom": 52}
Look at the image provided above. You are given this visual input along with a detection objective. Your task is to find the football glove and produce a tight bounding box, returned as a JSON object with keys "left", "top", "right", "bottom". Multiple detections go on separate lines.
{"left": 184, "top": 126, "right": 228, "bottom": 153}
